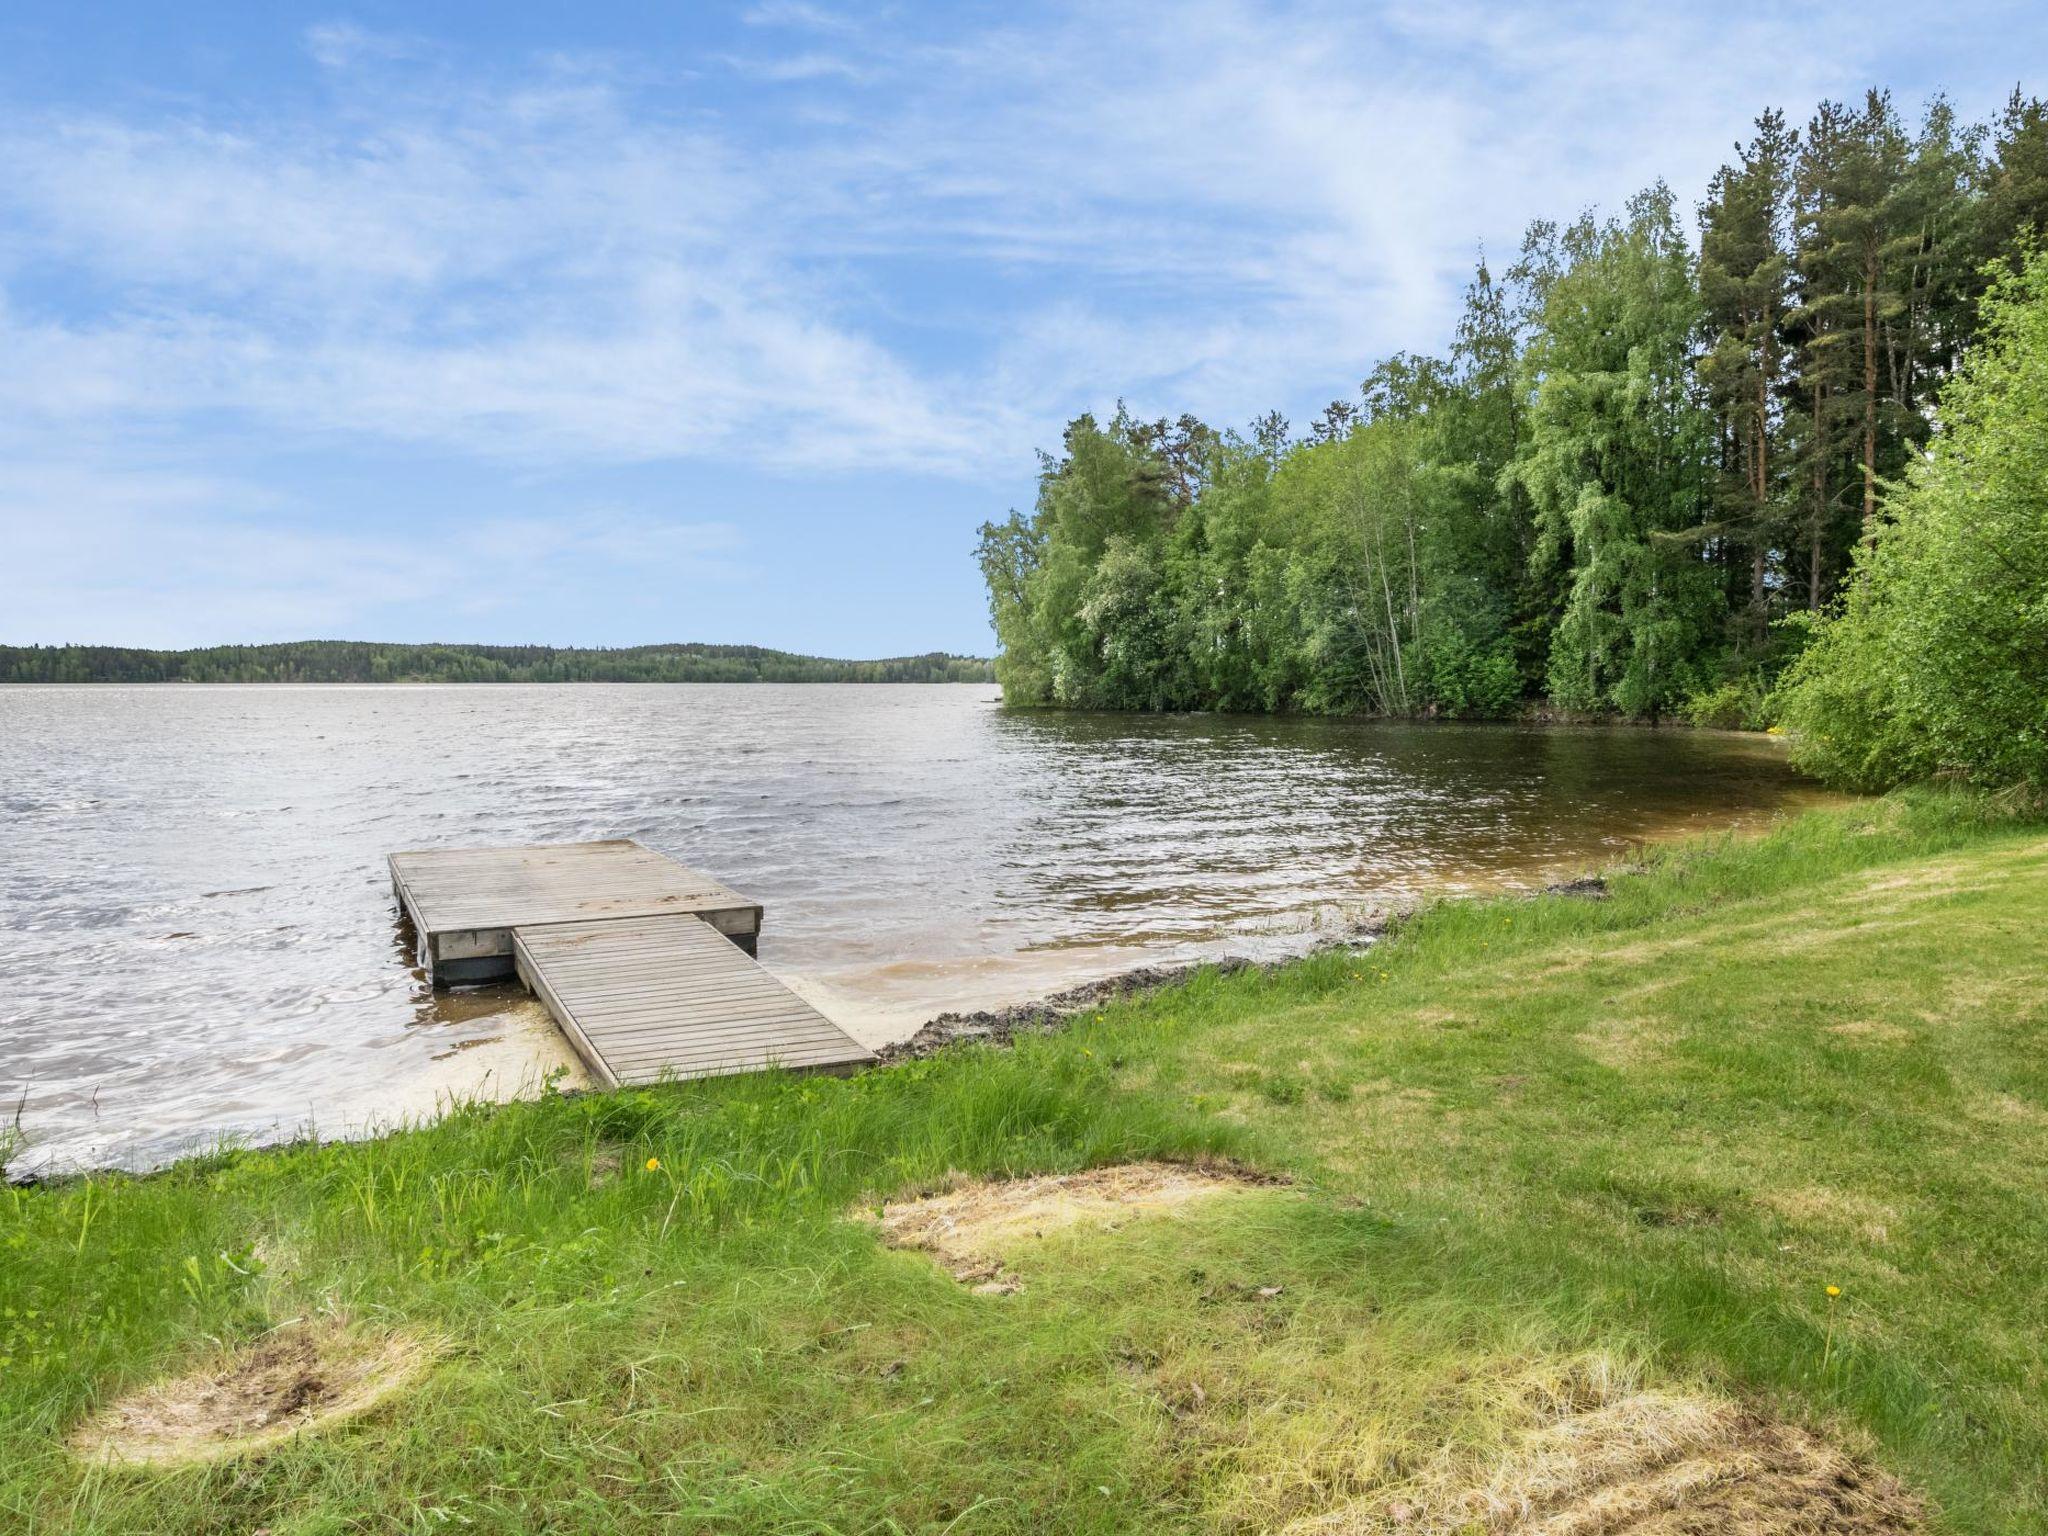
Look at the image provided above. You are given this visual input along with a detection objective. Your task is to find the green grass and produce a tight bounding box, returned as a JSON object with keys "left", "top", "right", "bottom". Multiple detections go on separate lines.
{"left": 5, "top": 789, "right": 2046, "bottom": 1532}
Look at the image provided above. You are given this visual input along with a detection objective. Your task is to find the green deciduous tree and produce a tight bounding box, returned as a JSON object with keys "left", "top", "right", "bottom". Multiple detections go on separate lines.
{"left": 1779, "top": 246, "right": 2048, "bottom": 790}
{"left": 974, "top": 85, "right": 2041, "bottom": 740}
{"left": 1510, "top": 187, "right": 1720, "bottom": 716}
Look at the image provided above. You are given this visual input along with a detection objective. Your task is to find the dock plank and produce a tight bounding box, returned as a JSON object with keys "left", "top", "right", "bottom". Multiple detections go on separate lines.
{"left": 513, "top": 913, "right": 872, "bottom": 1088}
{"left": 389, "top": 839, "right": 762, "bottom": 984}
{"left": 390, "top": 839, "right": 757, "bottom": 935}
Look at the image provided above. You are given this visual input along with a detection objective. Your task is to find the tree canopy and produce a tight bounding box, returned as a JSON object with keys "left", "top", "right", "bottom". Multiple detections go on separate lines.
{"left": 980, "top": 87, "right": 2048, "bottom": 742}
{"left": 1777, "top": 245, "right": 2048, "bottom": 790}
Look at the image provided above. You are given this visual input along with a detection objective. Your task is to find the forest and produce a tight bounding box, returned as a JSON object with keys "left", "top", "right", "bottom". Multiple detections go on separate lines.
{"left": 0, "top": 642, "right": 994, "bottom": 685}
{"left": 978, "top": 88, "right": 2048, "bottom": 774}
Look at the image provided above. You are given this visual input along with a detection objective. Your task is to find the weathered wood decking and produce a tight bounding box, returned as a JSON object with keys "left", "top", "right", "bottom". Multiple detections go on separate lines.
{"left": 390, "top": 839, "right": 761, "bottom": 984}
{"left": 515, "top": 914, "right": 871, "bottom": 1087}
{"left": 389, "top": 839, "right": 872, "bottom": 1086}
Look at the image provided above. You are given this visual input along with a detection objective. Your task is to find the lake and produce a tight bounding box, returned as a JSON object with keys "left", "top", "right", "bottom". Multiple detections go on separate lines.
{"left": 0, "top": 684, "right": 1831, "bottom": 1173}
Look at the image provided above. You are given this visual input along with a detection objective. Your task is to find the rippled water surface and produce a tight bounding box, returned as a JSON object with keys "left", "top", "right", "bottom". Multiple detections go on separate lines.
{"left": 2, "top": 684, "right": 1831, "bottom": 1172}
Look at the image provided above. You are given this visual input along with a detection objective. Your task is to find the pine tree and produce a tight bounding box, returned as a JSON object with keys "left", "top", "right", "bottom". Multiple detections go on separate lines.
{"left": 1790, "top": 98, "right": 1882, "bottom": 604}
{"left": 1979, "top": 88, "right": 2048, "bottom": 263}
{"left": 1698, "top": 109, "right": 1796, "bottom": 643}
{"left": 1886, "top": 100, "right": 1984, "bottom": 427}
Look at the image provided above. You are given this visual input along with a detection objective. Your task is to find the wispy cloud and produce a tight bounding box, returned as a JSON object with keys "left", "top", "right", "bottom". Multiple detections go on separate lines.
{"left": 0, "top": 457, "right": 745, "bottom": 646}
{"left": 0, "top": 0, "right": 2034, "bottom": 645}
{"left": 740, "top": 2, "right": 859, "bottom": 33}
{"left": 0, "top": 73, "right": 1004, "bottom": 472}
{"left": 717, "top": 48, "right": 875, "bottom": 83}
{"left": 0, "top": 0, "right": 2008, "bottom": 476}
{"left": 304, "top": 21, "right": 433, "bottom": 71}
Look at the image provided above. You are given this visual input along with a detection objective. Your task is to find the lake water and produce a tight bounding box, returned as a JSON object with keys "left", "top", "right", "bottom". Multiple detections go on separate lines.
{"left": 1, "top": 684, "right": 1831, "bottom": 1174}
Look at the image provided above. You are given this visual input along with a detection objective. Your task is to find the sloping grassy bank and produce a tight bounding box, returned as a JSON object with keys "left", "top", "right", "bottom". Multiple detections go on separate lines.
{"left": 4, "top": 792, "right": 2044, "bottom": 1533}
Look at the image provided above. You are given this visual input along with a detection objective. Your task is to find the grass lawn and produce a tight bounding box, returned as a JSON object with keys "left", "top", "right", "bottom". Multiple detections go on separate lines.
{"left": 4, "top": 790, "right": 2045, "bottom": 1533}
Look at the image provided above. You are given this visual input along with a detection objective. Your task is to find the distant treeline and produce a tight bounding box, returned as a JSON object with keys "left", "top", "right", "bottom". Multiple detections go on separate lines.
{"left": 0, "top": 642, "right": 995, "bottom": 685}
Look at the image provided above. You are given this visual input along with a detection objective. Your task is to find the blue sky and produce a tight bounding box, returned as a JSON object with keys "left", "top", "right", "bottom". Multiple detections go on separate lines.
{"left": 2, "top": 2, "right": 2040, "bottom": 657}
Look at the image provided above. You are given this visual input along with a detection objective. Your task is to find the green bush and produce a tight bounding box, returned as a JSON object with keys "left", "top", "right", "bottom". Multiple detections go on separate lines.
{"left": 1419, "top": 622, "right": 1523, "bottom": 718}
{"left": 1778, "top": 247, "right": 2048, "bottom": 791}
{"left": 1680, "top": 676, "right": 1772, "bottom": 731}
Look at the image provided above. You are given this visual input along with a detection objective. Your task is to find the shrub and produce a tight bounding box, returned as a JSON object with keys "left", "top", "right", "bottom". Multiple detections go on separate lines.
{"left": 1420, "top": 622, "right": 1523, "bottom": 718}
{"left": 1777, "top": 248, "right": 2048, "bottom": 791}
{"left": 1681, "top": 677, "right": 1773, "bottom": 731}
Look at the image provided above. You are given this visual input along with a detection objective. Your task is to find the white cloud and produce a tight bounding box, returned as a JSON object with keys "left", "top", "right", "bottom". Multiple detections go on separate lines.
{"left": 740, "top": 3, "right": 858, "bottom": 33}
{"left": 0, "top": 0, "right": 2026, "bottom": 488}
{"left": 0, "top": 462, "right": 413, "bottom": 643}
{"left": 802, "top": 0, "right": 1874, "bottom": 416}
{"left": 305, "top": 21, "right": 432, "bottom": 71}
{"left": 722, "top": 50, "right": 873, "bottom": 83}
{"left": 0, "top": 76, "right": 1010, "bottom": 473}
{"left": 0, "top": 459, "right": 744, "bottom": 646}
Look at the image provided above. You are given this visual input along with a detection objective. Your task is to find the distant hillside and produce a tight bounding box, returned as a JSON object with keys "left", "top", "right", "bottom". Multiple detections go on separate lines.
{"left": 0, "top": 642, "right": 995, "bottom": 685}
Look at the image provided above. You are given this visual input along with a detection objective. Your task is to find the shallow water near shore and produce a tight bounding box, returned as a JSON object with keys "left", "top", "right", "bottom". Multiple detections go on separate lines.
{"left": 0, "top": 683, "right": 1831, "bottom": 1174}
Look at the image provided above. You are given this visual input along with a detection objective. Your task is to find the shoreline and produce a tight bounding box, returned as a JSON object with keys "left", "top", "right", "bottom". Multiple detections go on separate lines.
{"left": 7, "top": 888, "right": 1622, "bottom": 1187}
{"left": 875, "top": 876, "right": 1612, "bottom": 1062}
{"left": 6, "top": 675, "right": 1771, "bottom": 736}
{"left": 8, "top": 792, "right": 2044, "bottom": 1528}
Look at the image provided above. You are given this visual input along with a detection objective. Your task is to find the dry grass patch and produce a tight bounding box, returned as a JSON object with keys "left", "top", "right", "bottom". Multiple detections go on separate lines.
{"left": 1828, "top": 1020, "right": 1914, "bottom": 1044}
{"left": 1757, "top": 1185, "right": 1898, "bottom": 1244}
{"left": 1862, "top": 869, "right": 1965, "bottom": 898}
{"left": 1285, "top": 1387, "right": 1925, "bottom": 1535}
{"left": 867, "top": 1161, "right": 1281, "bottom": 1293}
{"left": 69, "top": 1318, "right": 432, "bottom": 1468}
{"left": 575, "top": 1142, "right": 625, "bottom": 1188}
{"left": 1969, "top": 1090, "right": 2048, "bottom": 1128}
{"left": 1574, "top": 1017, "right": 1671, "bottom": 1071}
{"left": 1924, "top": 965, "right": 2048, "bottom": 1023}
{"left": 1409, "top": 1007, "right": 1464, "bottom": 1027}
{"left": 1350, "top": 1079, "right": 1451, "bottom": 1124}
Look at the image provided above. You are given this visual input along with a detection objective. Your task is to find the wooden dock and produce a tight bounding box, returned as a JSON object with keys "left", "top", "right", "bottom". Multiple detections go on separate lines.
{"left": 390, "top": 840, "right": 873, "bottom": 1086}
{"left": 390, "top": 839, "right": 762, "bottom": 984}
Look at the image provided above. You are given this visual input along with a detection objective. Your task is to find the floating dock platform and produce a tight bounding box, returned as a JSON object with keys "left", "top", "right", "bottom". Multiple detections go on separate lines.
{"left": 389, "top": 840, "right": 873, "bottom": 1087}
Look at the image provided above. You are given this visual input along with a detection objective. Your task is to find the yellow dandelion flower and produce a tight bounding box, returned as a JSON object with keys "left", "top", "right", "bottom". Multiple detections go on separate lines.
{"left": 1825, "top": 1284, "right": 1841, "bottom": 1297}
{"left": 645, "top": 1157, "right": 662, "bottom": 1172}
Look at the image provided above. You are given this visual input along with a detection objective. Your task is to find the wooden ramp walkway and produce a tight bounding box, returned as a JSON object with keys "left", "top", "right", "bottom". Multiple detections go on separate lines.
{"left": 515, "top": 914, "right": 870, "bottom": 1087}
{"left": 390, "top": 839, "right": 872, "bottom": 1086}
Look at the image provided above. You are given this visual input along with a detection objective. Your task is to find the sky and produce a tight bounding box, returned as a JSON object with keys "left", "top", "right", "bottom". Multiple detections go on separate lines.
{"left": 1, "top": 2, "right": 2041, "bottom": 658}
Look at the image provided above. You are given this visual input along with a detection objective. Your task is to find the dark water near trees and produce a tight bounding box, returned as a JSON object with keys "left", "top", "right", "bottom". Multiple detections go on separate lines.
{"left": 1, "top": 684, "right": 1830, "bottom": 1173}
